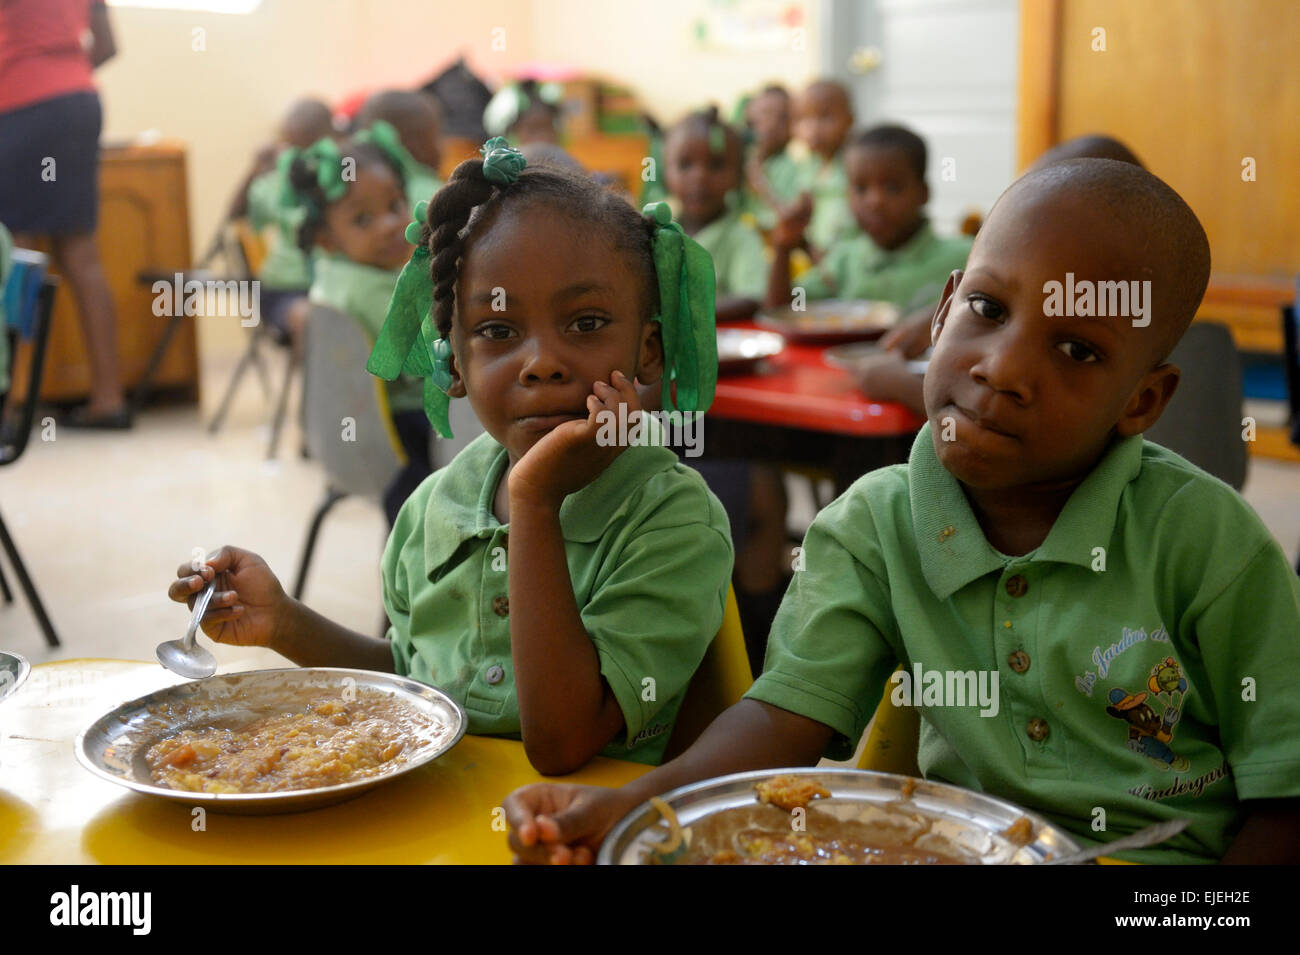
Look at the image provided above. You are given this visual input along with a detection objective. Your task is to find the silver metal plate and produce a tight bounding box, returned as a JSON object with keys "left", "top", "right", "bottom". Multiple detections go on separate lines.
{"left": 756, "top": 300, "right": 900, "bottom": 344}
{"left": 598, "top": 768, "right": 1082, "bottom": 865}
{"left": 717, "top": 327, "right": 785, "bottom": 372}
{"left": 74, "top": 667, "right": 467, "bottom": 814}
{"left": 0, "top": 650, "right": 31, "bottom": 705}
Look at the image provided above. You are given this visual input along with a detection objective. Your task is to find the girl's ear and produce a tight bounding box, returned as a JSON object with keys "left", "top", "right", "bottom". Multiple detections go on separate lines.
{"left": 636, "top": 321, "right": 665, "bottom": 385}
{"left": 446, "top": 339, "right": 467, "bottom": 398}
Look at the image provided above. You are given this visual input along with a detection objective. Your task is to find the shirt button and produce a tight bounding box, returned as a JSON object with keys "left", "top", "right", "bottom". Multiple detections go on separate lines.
{"left": 1008, "top": 650, "right": 1030, "bottom": 673}
{"left": 1026, "top": 718, "right": 1050, "bottom": 741}
{"left": 1005, "top": 575, "right": 1028, "bottom": 598}
{"left": 492, "top": 595, "right": 509, "bottom": 617}
{"left": 485, "top": 665, "right": 505, "bottom": 685}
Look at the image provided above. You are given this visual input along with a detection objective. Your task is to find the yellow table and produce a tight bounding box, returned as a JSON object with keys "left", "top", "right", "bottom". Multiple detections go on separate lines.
{"left": 0, "top": 659, "right": 651, "bottom": 864}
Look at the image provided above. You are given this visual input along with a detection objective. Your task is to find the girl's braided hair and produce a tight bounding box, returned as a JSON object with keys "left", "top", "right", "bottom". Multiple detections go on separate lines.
{"left": 416, "top": 160, "right": 660, "bottom": 340}
{"left": 286, "top": 140, "right": 405, "bottom": 254}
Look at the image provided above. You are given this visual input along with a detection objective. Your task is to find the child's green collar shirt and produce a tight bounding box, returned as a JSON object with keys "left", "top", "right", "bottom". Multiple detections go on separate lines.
{"left": 381, "top": 427, "right": 734, "bottom": 765}
{"left": 691, "top": 209, "right": 767, "bottom": 300}
{"left": 747, "top": 423, "right": 1300, "bottom": 862}
{"left": 796, "top": 221, "right": 971, "bottom": 310}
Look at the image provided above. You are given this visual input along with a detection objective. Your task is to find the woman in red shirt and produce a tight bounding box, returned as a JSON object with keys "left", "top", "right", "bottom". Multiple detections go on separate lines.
{"left": 0, "top": 0, "right": 130, "bottom": 428}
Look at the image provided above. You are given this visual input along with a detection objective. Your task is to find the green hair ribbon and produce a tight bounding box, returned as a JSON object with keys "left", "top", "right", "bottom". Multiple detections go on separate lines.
{"left": 277, "top": 136, "right": 348, "bottom": 209}
{"left": 642, "top": 201, "right": 718, "bottom": 414}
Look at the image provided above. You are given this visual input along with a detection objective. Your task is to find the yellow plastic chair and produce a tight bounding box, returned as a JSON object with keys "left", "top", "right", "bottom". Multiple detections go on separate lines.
{"left": 662, "top": 585, "right": 754, "bottom": 759}
{"left": 857, "top": 667, "right": 922, "bottom": 776}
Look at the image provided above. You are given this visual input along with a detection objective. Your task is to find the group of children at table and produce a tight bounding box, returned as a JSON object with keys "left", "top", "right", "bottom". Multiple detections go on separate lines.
{"left": 166, "top": 77, "right": 1300, "bottom": 864}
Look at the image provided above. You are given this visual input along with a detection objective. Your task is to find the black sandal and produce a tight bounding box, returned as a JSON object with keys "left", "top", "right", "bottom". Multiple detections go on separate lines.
{"left": 64, "top": 405, "right": 134, "bottom": 430}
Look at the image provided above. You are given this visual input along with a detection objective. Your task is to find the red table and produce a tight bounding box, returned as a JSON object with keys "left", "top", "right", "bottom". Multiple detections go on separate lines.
{"left": 711, "top": 323, "right": 924, "bottom": 437}
{"left": 701, "top": 323, "right": 924, "bottom": 493}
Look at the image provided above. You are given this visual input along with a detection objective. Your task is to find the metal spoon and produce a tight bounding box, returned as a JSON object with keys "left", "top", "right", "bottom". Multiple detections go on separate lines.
{"left": 1045, "top": 817, "right": 1190, "bottom": 865}
{"left": 156, "top": 579, "right": 218, "bottom": 679}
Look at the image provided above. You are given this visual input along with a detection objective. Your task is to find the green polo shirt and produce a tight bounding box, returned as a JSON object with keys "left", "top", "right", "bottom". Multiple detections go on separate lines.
{"left": 246, "top": 168, "right": 312, "bottom": 291}
{"left": 747, "top": 423, "right": 1300, "bottom": 863}
{"left": 789, "top": 151, "right": 854, "bottom": 252}
{"left": 795, "top": 222, "right": 971, "bottom": 311}
{"left": 691, "top": 209, "right": 767, "bottom": 300}
{"left": 381, "top": 424, "right": 734, "bottom": 765}
{"left": 308, "top": 254, "right": 424, "bottom": 413}
{"left": 739, "top": 148, "right": 802, "bottom": 230}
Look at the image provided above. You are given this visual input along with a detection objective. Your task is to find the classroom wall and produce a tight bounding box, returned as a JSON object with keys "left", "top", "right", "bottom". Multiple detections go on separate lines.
{"left": 97, "top": 0, "right": 536, "bottom": 259}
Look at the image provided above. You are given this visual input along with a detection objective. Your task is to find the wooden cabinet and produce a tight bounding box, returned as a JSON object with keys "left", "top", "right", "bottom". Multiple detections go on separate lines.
{"left": 16, "top": 141, "right": 199, "bottom": 404}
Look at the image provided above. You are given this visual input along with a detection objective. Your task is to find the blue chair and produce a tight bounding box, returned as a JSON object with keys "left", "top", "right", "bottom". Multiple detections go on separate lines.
{"left": 1, "top": 251, "right": 61, "bottom": 646}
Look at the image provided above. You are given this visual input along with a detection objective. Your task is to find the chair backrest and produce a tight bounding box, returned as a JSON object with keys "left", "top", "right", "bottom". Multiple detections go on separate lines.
{"left": 857, "top": 667, "right": 922, "bottom": 776}
{"left": 2, "top": 252, "right": 57, "bottom": 467}
{"left": 661, "top": 585, "right": 754, "bottom": 760}
{"left": 232, "top": 218, "right": 268, "bottom": 278}
{"left": 1144, "top": 321, "right": 1248, "bottom": 490}
{"left": 300, "top": 302, "right": 404, "bottom": 499}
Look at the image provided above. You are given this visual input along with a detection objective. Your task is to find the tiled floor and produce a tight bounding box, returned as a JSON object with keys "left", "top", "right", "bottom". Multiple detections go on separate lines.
{"left": 3, "top": 339, "right": 1299, "bottom": 677}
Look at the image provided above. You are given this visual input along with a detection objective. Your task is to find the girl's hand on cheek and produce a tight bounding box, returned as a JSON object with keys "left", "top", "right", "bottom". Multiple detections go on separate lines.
{"left": 508, "top": 370, "right": 642, "bottom": 511}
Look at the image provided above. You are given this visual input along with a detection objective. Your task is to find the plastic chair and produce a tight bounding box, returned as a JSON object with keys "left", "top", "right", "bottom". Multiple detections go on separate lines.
{"left": 856, "top": 666, "right": 921, "bottom": 776}
{"left": 0, "top": 253, "right": 61, "bottom": 647}
{"left": 291, "top": 302, "right": 406, "bottom": 600}
{"left": 661, "top": 585, "right": 754, "bottom": 759}
{"left": 1144, "top": 321, "right": 1248, "bottom": 490}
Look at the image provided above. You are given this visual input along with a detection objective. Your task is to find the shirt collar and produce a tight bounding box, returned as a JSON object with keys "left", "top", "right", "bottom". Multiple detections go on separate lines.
{"left": 860, "top": 219, "right": 937, "bottom": 271}
{"left": 909, "top": 422, "right": 1145, "bottom": 599}
{"left": 422, "top": 417, "right": 682, "bottom": 577}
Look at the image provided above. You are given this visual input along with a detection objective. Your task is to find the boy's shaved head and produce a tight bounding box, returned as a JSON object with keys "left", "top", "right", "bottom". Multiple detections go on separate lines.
{"left": 1031, "top": 134, "right": 1144, "bottom": 171}
{"left": 358, "top": 89, "right": 444, "bottom": 130}
{"left": 990, "top": 158, "right": 1210, "bottom": 362}
{"left": 804, "top": 79, "right": 850, "bottom": 111}
{"left": 280, "top": 98, "right": 333, "bottom": 148}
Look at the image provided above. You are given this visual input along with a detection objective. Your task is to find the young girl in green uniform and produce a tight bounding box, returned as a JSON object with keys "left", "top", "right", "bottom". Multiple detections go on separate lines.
{"left": 168, "top": 140, "right": 733, "bottom": 773}
{"left": 284, "top": 132, "right": 433, "bottom": 526}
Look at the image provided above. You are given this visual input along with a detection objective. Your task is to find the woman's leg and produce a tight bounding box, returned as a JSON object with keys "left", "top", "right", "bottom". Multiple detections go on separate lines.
{"left": 51, "top": 230, "right": 126, "bottom": 416}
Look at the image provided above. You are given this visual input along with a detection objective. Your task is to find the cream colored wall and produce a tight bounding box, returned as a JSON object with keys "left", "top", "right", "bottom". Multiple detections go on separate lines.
{"left": 97, "top": 0, "right": 535, "bottom": 254}
{"left": 96, "top": 0, "right": 823, "bottom": 258}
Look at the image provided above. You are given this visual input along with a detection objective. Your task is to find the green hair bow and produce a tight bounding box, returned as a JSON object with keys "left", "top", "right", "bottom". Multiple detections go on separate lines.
{"left": 278, "top": 137, "right": 348, "bottom": 210}
{"left": 366, "top": 139, "right": 527, "bottom": 439}
{"left": 642, "top": 202, "right": 718, "bottom": 414}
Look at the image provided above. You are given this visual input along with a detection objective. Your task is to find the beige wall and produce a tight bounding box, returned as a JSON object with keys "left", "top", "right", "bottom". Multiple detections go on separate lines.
{"left": 96, "top": 0, "right": 823, "bottom": 255}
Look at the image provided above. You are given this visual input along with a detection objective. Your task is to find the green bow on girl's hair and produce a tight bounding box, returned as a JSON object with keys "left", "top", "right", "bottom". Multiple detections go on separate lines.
{"left": 642, "top": 202, "right": 718, "bottom": 414}
{"left": 356, "top": 120, "right": 419, "bottom": 179}
{"left": 277, "top": 136, "right": 348, "bottom": 209}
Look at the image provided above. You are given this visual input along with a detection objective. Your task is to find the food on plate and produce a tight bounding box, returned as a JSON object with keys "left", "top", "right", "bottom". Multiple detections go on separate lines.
{"left": 755, "top": 774, "right": 830, "bottom": 810}
{"left": 145, "top": 689, "right": 446, "bottom": 794}
{"left": 1000, "top": 815, "right": 1035, "bottom": 846}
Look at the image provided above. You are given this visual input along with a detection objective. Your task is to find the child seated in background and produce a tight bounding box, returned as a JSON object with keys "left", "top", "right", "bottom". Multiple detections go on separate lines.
{"left": 356, "top": 89, "right": 445, "bottom": 211}
{"left": 862, "top": 132, "right": 1145, "bottom": 417}
{"left": 233, "top": 98, "right": 335, "bottom": 351}
{"left": 168, "top": 141, "right": 733, "bottom": 774}
{"left": 285, "top": 134, "right": 432, "bottom": 526}
{"left": 739, "top": 84, "right": 799, "bottom": 231}
{"left": 504, "top": 158, "right": 1300, "bottom": 864}
{"left": 483, "top": 79, "right": 563, "bottom": 146}
{"left": 768, "top": 124, "right": 971, "bottom": 312}
{"left": 664, "top": 108, "right": 766, "bottom": 321}
{"left": 785, "top": 79, "right": 856, "bottom": 255}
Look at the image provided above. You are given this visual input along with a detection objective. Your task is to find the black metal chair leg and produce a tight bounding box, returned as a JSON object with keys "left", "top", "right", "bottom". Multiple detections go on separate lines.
{"left": 207, "top": 339, "right": 260, "bottom": 434}
{"left": 129, "top": 313, "right": 184, "bottom": 415}
{"left": 0, "top": 509, "right": 60, "bottom": 646}
{"left": 266, "top": 348, "right": 298, "bottom": 460}
{"left": 292, "top": 488, "right": 347, "bottom": 600}
{"left": 0, "top": 558, "right": 13, "bottom": 603}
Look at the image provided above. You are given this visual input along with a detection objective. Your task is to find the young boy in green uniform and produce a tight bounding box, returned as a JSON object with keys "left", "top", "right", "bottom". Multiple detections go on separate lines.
{"left": 503, "top": 158, "right": 1300, "bottom": 864}
{"left": 738, "top": 85, "right": 800, "bottom": 231}
{"left": 768, "top": 124, "right": 971, "bottom": 313}
{"left": 785, "top": 79, "right": 856, "bottom": 255}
